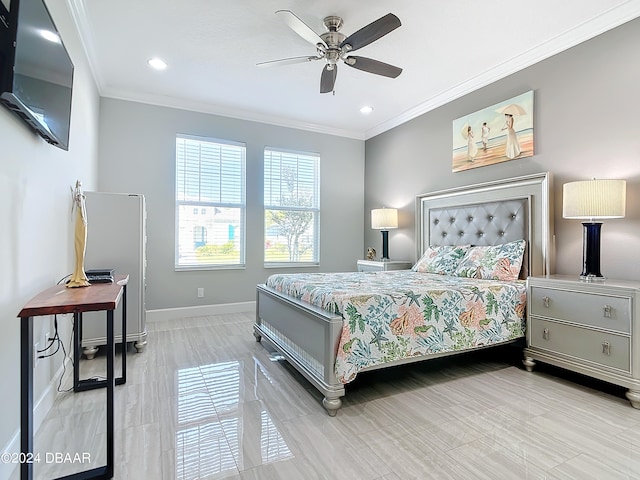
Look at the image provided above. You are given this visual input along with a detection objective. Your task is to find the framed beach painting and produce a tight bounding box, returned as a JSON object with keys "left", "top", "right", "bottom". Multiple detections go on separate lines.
{"left": 452, "top": 91, "right": 534, "bottom": 172}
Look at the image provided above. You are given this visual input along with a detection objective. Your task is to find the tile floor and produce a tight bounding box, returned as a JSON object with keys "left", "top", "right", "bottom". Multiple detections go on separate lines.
{"left": 19, "top": 312, "right": 640, "bottom": 479}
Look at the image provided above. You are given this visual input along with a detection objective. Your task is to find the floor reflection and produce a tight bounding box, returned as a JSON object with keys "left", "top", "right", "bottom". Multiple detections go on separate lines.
{"left": 173, "top": 359, "right": 292, "bottom": 478}
{"left": 260, "top": 409, "right": 292, "bottom": 463}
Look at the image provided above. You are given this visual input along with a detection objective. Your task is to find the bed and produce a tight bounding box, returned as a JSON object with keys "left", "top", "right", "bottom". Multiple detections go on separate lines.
{"left": 254, "top": 172, "right": 553, "bottom": 415}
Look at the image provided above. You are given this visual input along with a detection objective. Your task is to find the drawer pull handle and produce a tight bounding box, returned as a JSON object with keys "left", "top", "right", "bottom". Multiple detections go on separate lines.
{"left": 602, "top": 341, "right": 611, "bottom": 356}
{"left": 602, "top": 305, "right": 612, "bottom": 318}
{"left": 542, "top": 328, "right": 550, "bottom": 340}
{"left": 543, "top": 296, "right": 550, "bottom": 308}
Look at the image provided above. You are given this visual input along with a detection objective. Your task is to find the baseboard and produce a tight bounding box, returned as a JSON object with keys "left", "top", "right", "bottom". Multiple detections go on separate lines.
{"left": 0, "top": 428, "right": 19, "bottom": 480}
{"left": 1, "top": 359, "right": 68, "bottom": 480}
{"left": 146, "top": 301, "right": 256, "bottom": 322}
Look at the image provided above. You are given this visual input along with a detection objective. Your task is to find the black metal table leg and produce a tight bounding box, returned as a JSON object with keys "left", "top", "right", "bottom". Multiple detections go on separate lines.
{"left": 74, "top": 291, "right": 127, "bottom": 392}
{"left": 74, "top": 312, "right": 81, "bottom": 390}
{"left": 50, "top": 310, "right": 115, "bottom": 479}
{"left": 120, "top": 284, "right": 126, "bottom": 385}
{"left": 20, "top": 316, "right": 34, "bottom": 480}
{"left": 105, "top": 309, "right": 114, "bottom": 478}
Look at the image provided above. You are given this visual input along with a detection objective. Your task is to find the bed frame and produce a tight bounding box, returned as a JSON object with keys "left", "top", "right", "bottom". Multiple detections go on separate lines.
{"left": 255, "top": 172, "right": 553, "bottom": 415}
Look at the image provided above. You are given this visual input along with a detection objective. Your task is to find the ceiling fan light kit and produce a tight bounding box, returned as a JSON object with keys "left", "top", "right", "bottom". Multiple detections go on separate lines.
{"left": 258, "top": 10, "right": 403, "bottom": 93}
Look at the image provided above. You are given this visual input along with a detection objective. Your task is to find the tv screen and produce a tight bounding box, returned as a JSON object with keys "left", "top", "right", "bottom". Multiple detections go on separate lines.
{"left": 0, "top": 0, "right": 74, "bottom": 150}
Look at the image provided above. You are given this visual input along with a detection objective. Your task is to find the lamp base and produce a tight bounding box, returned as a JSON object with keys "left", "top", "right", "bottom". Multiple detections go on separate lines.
{"left": 380, "top": 230, "right": 390, "bottom": 260}
{"left": 579, "top": 274, "right": 606, "bottom": 283}
{"left": 580, "top": 222, "right": 603, "bottom": 279}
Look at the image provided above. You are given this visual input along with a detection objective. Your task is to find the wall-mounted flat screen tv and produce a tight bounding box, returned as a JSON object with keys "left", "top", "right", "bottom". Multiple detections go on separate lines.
{"left": 0, "top": 0, "right": 74, "bottom": 150}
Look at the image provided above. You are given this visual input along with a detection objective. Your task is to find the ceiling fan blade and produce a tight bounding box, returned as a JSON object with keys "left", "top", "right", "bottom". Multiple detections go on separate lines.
{"left": 257, "top": 56, "right": 320, "bottom": 67}
{"left": 276, "top": 10, "right": 327, "bottom": 48}
{"left": 340, "top": 13, "right": 401, "bottom": 52}
{"left": 320, "top": 64, "right": 337, "bottom": 93}
{"left": 345, "top": 56, "right": 402, "bottom": 78}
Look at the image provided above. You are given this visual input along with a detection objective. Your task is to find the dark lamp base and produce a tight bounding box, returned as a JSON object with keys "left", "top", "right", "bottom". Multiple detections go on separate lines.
{"left": 380, "top": 230, "right": 390, "bottom": 260}
{"left": 580, "top": 222, "right": 603, "bottom": 279}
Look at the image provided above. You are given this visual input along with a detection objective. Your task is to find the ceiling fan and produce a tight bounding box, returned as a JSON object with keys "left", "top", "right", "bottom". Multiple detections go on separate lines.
{"left": 257, "top": 10, "right": 403, "bottom": 93}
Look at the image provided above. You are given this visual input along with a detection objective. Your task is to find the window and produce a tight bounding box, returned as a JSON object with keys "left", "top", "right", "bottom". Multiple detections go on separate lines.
{"left": 264, "top": 148, "right": 320, "bottom": 265}
{"left": 175, "top": 135, "right": 245, "bottom": 269}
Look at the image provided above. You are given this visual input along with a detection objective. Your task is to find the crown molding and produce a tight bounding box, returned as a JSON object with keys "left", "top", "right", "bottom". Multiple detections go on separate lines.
{"left": 364, "top": 2, "right": 640, "bottom": 140}
{"left": 100, "top": 88, "right": 365, "bottom": 140}
{"left": 65, "top": 0, "right": 640, "bottom": 143}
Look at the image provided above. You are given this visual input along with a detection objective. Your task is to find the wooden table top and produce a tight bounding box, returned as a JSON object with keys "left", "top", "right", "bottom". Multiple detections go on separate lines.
{"left": 18, "top": 274, "right": 129, "bottom": 318}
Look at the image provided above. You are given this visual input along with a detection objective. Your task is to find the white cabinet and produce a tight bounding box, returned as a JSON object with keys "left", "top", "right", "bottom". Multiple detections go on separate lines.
{"left": 524, "top": 275, "right": 640, "bottom": 408}
{"left": 81, "top": 192, "right": 147, "bottom": 358}
{"left": 357, "top": 260, "right": 412, "bottom": 272}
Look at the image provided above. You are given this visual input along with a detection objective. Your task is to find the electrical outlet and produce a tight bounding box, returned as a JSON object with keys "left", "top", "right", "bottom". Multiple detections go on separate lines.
{"left": 197, "top": 288, "right": 204, "bottom": 298}
{"left": 34, "top": 342, "right": 39, "bottom": 367}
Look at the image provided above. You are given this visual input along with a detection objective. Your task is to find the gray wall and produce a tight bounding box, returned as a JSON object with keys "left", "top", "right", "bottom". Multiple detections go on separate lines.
{"left": 97, "top": 99, "right": 365, "bottom": 310}
{"left": 365, "top": 17, "right": 640, "bottom": 281}
{"left": 0, "top": 0, "right": 100, "bottom": 472}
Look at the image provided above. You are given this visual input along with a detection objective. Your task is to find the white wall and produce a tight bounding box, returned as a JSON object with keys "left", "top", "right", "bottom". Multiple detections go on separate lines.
{"left": 97, "top": 99, "right": 365, "bottom": 310}
{"left": 0, "top": 0, "right": 100, "bottom": 476}
{"left": 365, "top": 17, "right": 640, "bottom": 281}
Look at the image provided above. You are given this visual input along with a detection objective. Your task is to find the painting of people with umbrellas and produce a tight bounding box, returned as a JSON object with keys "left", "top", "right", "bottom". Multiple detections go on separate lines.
{"left": 452, "top": 91, "right": 534, "bottom": 172}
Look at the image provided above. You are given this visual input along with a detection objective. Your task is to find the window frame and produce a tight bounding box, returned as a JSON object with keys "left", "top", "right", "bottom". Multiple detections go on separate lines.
{"left": 263, "top": 147, "right": 320, "bottom": 267}
{"left": 175, "top": 134, "right": 246, "bottom": 271}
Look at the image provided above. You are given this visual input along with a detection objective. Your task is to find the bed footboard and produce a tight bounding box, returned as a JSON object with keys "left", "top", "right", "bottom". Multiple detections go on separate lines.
{"left": 255, "top": 284, "right": 345, "bottom": 416}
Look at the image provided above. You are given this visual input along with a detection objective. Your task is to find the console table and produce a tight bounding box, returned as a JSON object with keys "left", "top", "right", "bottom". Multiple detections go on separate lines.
{"left": 17, "top": 274, "right": 128, "bottom": 480}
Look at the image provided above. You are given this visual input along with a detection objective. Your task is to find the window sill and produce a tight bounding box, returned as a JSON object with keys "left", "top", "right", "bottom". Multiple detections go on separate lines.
{"left": 263, "top": 263, "right": 320, "bottom": 269}
{"left": 175, "top": 265, "right": 246, "bottom": 272}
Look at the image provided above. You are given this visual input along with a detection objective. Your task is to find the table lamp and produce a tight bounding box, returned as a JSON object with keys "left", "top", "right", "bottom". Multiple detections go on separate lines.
{"left": 562, "top": 178, "right": 626, "bottom": 280}
{"left": 371, "top": 207, "right": 398, "bottom": 261}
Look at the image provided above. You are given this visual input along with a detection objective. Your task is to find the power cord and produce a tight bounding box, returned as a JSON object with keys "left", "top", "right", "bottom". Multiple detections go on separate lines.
{"left": 36, "top": 315, "right": 60, "bottom": 359}
{"left": 39, "top": 276, "right": 108, "bottom": 389}
{"left": 35, "top": 314, "right": 75, "bottom": 392}
{"left": 56, "top": 317, "right": 75, "bottom": 392}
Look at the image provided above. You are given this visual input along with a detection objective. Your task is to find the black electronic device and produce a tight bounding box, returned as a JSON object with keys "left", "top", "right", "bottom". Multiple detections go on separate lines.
{"left": 86, "top": 269, "right": 115, "bottom": 284}
{"left": 0, "top": 0, "right": 74, "bottom": 150}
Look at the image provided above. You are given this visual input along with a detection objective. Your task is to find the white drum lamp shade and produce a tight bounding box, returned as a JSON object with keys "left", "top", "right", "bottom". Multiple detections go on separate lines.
{"left": 563, "top": 179, "right": 626, "bottom": 219}
{"left": 562, "top": 179, "right": 626, "bottom": 279}
{"left": 371, "top": 208, "right": 398, "bottom": 260}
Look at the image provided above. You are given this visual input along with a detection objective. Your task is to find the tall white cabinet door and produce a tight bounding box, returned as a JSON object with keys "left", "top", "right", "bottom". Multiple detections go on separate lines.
{"left": 81, "top": 192, "right": 147, "bottom": 356}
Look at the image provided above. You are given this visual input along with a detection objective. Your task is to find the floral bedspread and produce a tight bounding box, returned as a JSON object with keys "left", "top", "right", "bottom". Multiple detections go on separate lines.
{"left": 266, "top": 270, "right": 526, "bottom": 384}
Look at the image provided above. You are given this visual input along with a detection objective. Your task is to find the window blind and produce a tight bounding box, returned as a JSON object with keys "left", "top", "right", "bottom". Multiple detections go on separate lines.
{"left": 176, "top": 135, "right": 245, "bottom": 268}
{"left": 264, "top": 148, "right": 320, "bottom": 264}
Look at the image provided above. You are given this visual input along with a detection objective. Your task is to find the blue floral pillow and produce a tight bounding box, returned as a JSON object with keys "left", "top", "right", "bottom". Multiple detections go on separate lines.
{"left": 412, "top": 245, "right": 471, "bottom": 275}
{"left": 453, "top": 239, "right": 526, "bottom": 281}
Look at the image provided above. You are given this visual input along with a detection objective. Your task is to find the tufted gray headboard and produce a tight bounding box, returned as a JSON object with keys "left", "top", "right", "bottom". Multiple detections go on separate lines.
{"left": 415, "top": 173, "right": 553, "bottom": 278}
{"left": 428, "top": 198, "right": 529, "bottom": 277}
{"left": 428, "top": 198, "right": 528, "bottom": 247}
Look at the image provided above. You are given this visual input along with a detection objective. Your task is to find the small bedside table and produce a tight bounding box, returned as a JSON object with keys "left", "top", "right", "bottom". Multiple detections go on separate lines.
{"left": 524, "top": 274, "right": 640, "bottom": 409}
{"left": 357, "top": 259, "right": 412, "bottom": 272}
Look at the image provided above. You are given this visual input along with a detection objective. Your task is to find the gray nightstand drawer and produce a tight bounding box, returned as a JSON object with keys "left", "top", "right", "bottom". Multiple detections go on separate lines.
{"left": 530, "top": 317, "right": 630, "bottom": 372}
{"left": 530, "top": 286, "right": 631, "bottom": 334}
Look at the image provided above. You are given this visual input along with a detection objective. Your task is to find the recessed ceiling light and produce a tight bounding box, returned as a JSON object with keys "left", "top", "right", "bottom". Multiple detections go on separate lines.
{"left": 147, "top": 58, "right": 167, "bottom": 70}
{"left": 360, "top": 106, "right": 373, "bottom": 114}
{"left": 40, "top": 30, "right": 60, "bottom": 43}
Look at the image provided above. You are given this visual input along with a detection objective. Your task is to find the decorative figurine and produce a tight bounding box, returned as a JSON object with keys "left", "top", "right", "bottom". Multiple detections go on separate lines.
{"left": 67, "top": 180, "right": 90, "bottom": 287}
{"left": 366, "top": 247, "right": 376, "bottom": 261}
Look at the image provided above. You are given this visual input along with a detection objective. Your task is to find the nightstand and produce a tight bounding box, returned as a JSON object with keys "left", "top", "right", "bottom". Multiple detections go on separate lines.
{"left": 357, "top": 259, "right": 412, "bottom": 272}
{"left": 524, "top": 274, "right": 640, "bottom": 409}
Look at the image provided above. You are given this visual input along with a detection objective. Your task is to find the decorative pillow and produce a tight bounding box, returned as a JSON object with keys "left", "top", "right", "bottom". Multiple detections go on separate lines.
{"left": 453, "top": 239, "right": 526, "bottom": 281}
{"left": 412, "top": 245, "right": 471, "bottom": 275}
